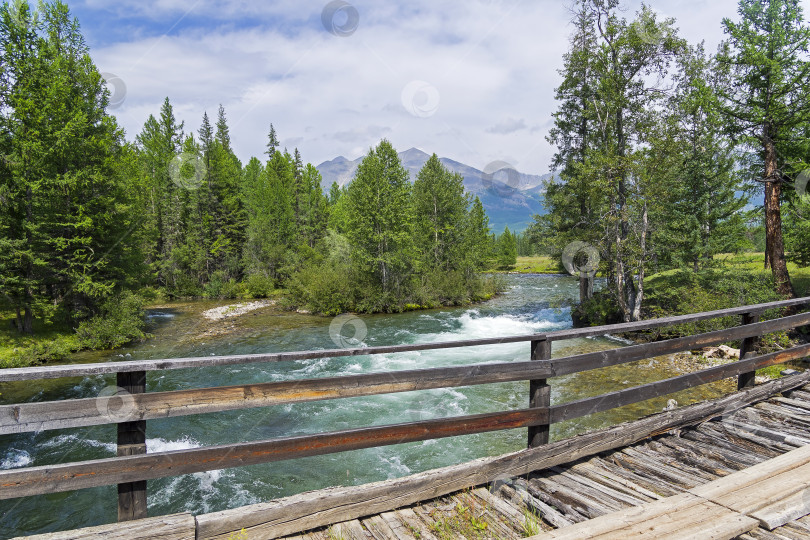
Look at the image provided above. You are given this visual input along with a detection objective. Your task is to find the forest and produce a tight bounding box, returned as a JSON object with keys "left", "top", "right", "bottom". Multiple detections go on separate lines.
{"left": 0, "top": 1, "right": 514, "bottom": 351}
{"left": 1, "top": 0, "right": 810, "bottom": 364}
{"left": 528, "top": 0, "right": 810, "bottom": 323}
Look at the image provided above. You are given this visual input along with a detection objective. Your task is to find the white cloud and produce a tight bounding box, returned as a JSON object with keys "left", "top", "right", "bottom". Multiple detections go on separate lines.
{"left": 76, "top": 0, "right": 810, "bottom": 174}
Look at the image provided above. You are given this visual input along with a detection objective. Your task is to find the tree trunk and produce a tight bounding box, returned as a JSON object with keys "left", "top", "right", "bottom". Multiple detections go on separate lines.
{"left": 632, "top": 202, "right": 649, "bottom": 322}
{"left": 763, "top": 137, "right": 795, "bottom": 298}
{"left": 22, "top": 305, "right": 33, "bottom": 335}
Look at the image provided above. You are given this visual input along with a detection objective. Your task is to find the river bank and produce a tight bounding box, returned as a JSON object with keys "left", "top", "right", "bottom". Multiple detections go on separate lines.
{"left": 0, "top": 273, "right": 752, "bottom": 537}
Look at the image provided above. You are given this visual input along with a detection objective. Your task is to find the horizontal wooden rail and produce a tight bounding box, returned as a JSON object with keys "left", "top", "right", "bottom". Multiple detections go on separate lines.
{"left": 548, "top": 311, "right": 810, "bottom": 377}
{"left": 2, "top": 296, "right": 808, "bottom": 382}
{"left": 0, "top": 361, "right": 553, "bottom": 435}
{"left": 9, "top": 310, "right": 809, "bottom": 436}
{"left": 0, "top": 408, "right": 548, "bottom": 500}
{"left": 549, "top": 343, "right": 810, "bottom": 423}
{"left": 1, "top": 294, "right": 809, "bottom": 528}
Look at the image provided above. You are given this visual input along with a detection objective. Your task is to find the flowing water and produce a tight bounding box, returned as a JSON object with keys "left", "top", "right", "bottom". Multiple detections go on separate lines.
{"left": 0, "top": 274, "right": 732, "bottom": 537}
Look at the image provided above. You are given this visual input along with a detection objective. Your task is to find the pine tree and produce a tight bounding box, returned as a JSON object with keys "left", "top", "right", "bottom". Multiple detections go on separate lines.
{"left": 657, "top": 44, "right": 747, "bottom": 270}
{"left": 134, "top": 98, "right": 184, "bottom": 288}
{"left": 265, "top": 123, "right": 279, "bottom": 158}
{"left": 496, "top": 227, "right": 517, "bottom": 269}
{"left": 716, "top": 0, "right": 810, "bottom": 298}
{"left": 344, "top": 140, "right": 414, "bottom": 306}
{"left": 412, "top": 154, "right": 468, "bottom": 272}
{"left": 0, "top": 0, "right": 139, "bottom": 330}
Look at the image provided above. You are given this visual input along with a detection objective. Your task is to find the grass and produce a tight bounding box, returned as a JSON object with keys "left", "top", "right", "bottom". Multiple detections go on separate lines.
{"left": 714, "top": 252, "right": 810, "bottom": 296}
{"left": 492, "top": 255, "right": 563, "bottom": 274}
{"left": 0, "top": 313, "right": 83, "bottom": 369}
{"left": 428, "top": 498, "right": 492, "bottom": 540}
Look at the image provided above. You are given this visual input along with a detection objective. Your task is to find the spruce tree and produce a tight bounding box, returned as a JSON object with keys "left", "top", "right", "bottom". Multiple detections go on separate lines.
{"left": 716, "top": 0, "right": 810, "bottom": 298}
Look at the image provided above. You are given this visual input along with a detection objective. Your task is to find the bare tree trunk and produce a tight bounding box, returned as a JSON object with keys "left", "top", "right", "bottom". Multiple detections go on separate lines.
{"left": 632, "top": 202, "right": 649, "bottom": 322}
{"left": 763, "top": 136, "right": 795, "bottom": 298}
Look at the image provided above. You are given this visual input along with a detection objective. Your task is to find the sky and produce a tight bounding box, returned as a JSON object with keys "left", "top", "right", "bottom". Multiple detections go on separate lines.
{"left": 61, "top": 0, "right": 810, "bottom": 175}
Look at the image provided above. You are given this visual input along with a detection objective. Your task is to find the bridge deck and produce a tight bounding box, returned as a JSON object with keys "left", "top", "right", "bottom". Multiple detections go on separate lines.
{"left": 284, "top": 384, "right": 810, "bottom": 540}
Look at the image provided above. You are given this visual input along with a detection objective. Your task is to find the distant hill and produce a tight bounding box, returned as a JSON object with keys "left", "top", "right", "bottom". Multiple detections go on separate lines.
{"left": 316, "top": 147, "right": 553, "bottom": 232}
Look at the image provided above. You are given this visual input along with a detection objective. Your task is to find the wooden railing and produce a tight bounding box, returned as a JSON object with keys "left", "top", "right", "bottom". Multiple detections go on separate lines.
{"left": 1, "top": 296, "right": 810, "bottom": 525}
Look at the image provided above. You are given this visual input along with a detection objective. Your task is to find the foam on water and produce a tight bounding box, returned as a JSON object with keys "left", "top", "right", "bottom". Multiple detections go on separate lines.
{"left": 39, "top": 434, "right": 116, "bottom": 453}
{"left": 1, "top": 449, "right": 32, "bottom": 469}
{"left": 146, "top": 435, "right": 201, "bottom": 452}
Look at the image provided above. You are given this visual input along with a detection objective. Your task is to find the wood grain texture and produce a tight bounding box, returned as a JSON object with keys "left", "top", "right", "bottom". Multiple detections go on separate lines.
{"left": 9, "top": 513, "right": 195, "bottom": 540}
{"left": 0, "top": 408, "right": 549, "bottom": 500}
{"left": 3, "top": 297, "right": 808, "bottom": 381}
{"left": 193, "top": 373, "right": 810, "bottom": 539}
{"left": 549, "top": 343, "right": 810, "bottom": 423}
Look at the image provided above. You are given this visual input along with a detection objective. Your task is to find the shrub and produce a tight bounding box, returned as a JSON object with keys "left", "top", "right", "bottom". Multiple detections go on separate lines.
{"left": 75, "top": 292, "right": 148, "bottom": 350}
{"left": 288, "top": 263, "right": 354, "bottom": 315}
{"left": 245, "top": 273, "right": 274, "bottom": 298}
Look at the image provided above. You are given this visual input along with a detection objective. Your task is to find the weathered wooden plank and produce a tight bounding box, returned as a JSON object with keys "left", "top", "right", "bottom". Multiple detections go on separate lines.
{"left": 189, "top": 373, "right": 810, "bottom": 539}
{"left": 532, "top": 476, "right": 617, "bottom": 516}
{"left": 721, "top": 419, "right": 810, "bottom": 447}
{"left": 548, "top": 311, "right": 810, "bottom": 377}
{"left": 550, "top": 343, "right": 810, "bottom": 423}
{"left": 525, "top": 493, "right": 758, "bottom": 539}
{"left": 543, "top": 296, "right": 810, "bottom": 343}
{"left": 551, "top": 467, "right": 648, "bottom": 506}
{"left": 362, "top": 514, "right": 400, "bottom": 540}
{"left": 505, "top": 483, "right": 572, "bottom": 529}
{"left": 739, "top": 313, "right": 760, "bottom": 390}
{"left": 379, "top": 512, "right": 414, "bottom": 540}
{"left": 750, "top": 488, "right": 810, "bottom": 531}
{"left": 705, "top": 461, "right": 810, "bottom": 516}
{"left": 529, "top": 338, "right": 551, "bottom": 447}
{"left": 450, "top": 491, "right": 516, "bottom": 539}
{"left": 629, "top": 443, "right": 721, "bottom": 482}
{"left": 3, "top": 297, "right": 808, "bottom": 381}
{"left": 0, "top": 361, "right": 554, "bottom": 434}
{"left": 116, "top": 371, "right": 147, "bottom": 522}
{"left": 0, "top": 408, "right": 549, "bottom": 500}
{"left": 689, "top": 444, "right": 810, "bottom": 501}
{"left": 328, "top": 520, "right": 369, "bottom": 540}
{"left": 572, "top": 460, "right": 661, "bottom": 501}
{"left": 394, "top": 509, "right": 438, "bottom": 540}
{"left": 523, "top": 478, "right": 590, "bottom": 523}
{"left": 9, "top": 513, "right": 195, "bottom": 539}
{"left": 471, "top": 487, "right": 527, "bottom": 532}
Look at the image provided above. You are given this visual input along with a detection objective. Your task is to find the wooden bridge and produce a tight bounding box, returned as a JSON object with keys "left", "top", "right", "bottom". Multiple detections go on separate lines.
{"left": 2, "top": 296, "right": 810, "bottom": 539}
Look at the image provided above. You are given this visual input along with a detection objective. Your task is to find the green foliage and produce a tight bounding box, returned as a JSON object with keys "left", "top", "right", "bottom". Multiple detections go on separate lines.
{"left": 495, "top": 227, "right": 517, "bottom": 270}
{"left": 75, "top": 292, "right": 148, "bottom": 349}
{"left": 643, "top": 268, "right": 783, "bottom": 338}
{"left": 571, "top": 289, "right": 624, "bottom": 327}
{"left": 0, "top": 0, "right": 143, "bottom": 333}
{"left": 785, "top": 199, "right": 810, "bottom": 267}
{"left": 244, "top": 273, "right": 274, "bottom": 298}
{"left": 344, "top": 139, "right": 414, "bottom": 305}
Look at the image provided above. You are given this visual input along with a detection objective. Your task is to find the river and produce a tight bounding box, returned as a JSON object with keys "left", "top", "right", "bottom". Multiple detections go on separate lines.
{"left": 0, "top": 274, "right": 731, "bottom": 537}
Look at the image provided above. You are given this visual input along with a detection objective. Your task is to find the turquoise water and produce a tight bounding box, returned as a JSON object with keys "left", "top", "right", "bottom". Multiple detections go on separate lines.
{"left": 0, "top": 274, "right": 729, "bottom": 537}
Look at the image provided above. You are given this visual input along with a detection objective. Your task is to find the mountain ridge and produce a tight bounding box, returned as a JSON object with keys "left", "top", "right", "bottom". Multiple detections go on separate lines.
{"left": 316, "top": 147, "right": 552, "bottom": 232}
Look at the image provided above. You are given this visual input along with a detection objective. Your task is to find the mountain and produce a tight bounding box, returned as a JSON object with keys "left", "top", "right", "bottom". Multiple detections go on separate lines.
{"left": 316, "top": 147, "right": 553, "bottom": 232}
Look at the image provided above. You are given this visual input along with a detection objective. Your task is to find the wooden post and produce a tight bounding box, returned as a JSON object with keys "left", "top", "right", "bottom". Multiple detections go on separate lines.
{"left": 528, "top": 338, "right": 551, "bottom": 448}
{"left": 117, "top": 371, "right": 147, "bottom": 521}
{"left": 737, "top": 313, "right": 759, "bottom": 390}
